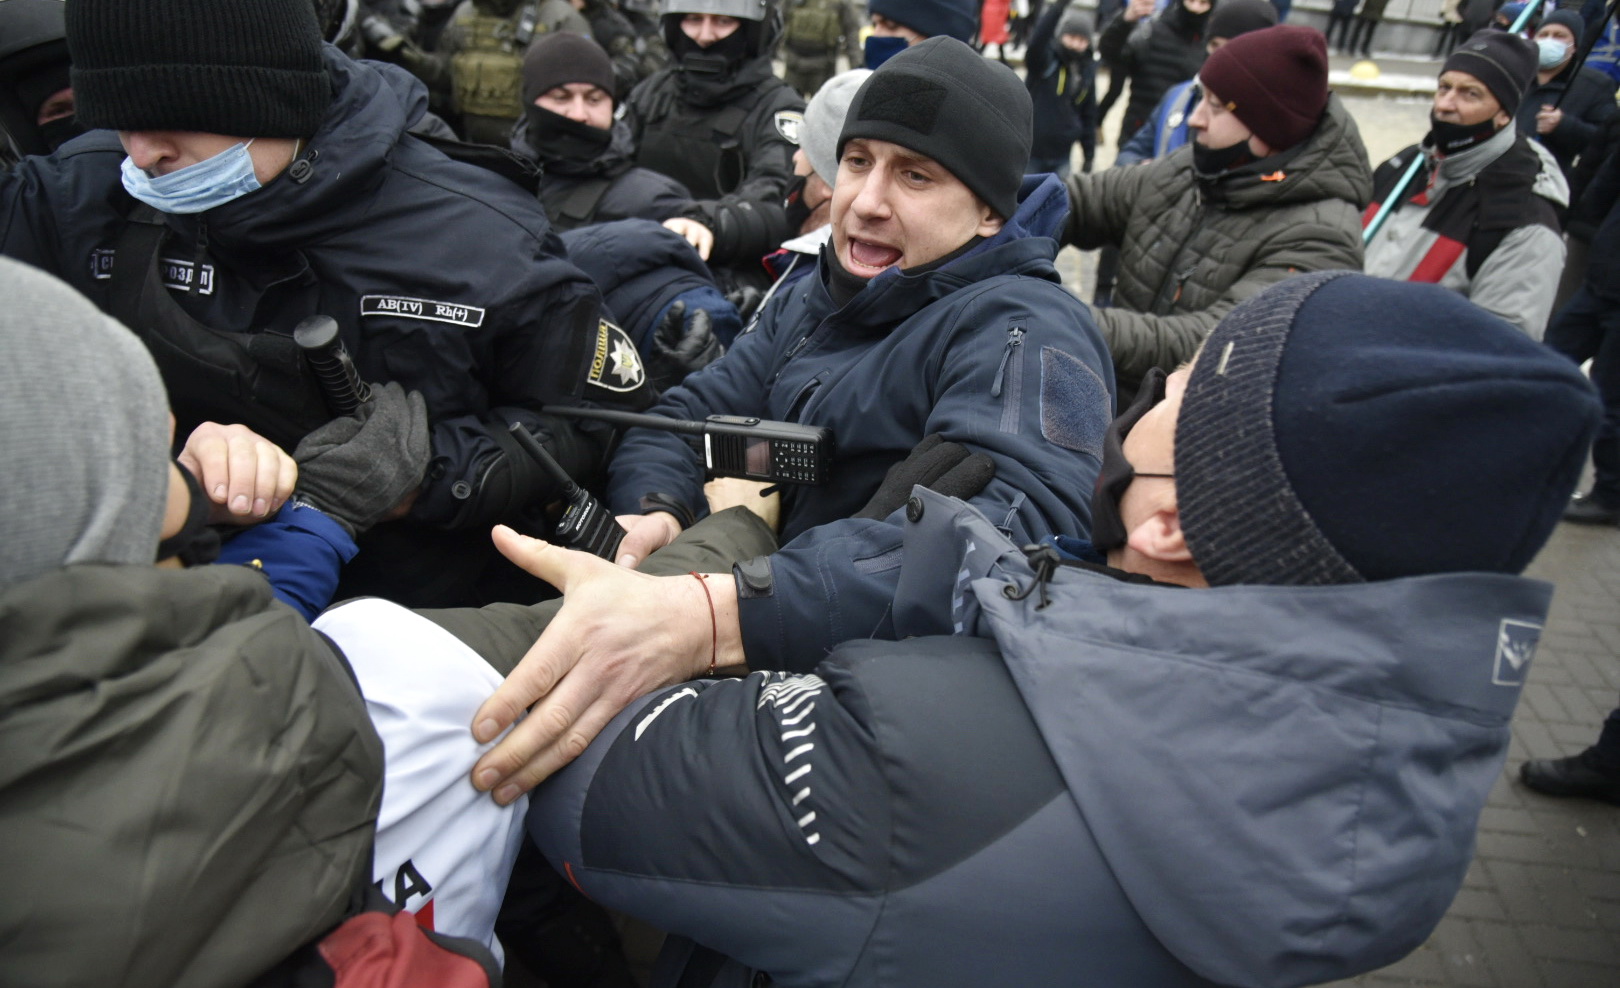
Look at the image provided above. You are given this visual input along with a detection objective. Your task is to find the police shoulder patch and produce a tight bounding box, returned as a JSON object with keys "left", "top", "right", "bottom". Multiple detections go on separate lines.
{"left": 587, "top": 319, "right": 647, "bottom": 393}
{"left": 774, "top": 110, "right": 805, "bottom": 145}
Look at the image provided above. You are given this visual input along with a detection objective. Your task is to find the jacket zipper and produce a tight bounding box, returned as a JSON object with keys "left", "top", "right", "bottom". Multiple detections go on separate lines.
{"left": 990, "top": 326, "right": 1025, "bottom": 398}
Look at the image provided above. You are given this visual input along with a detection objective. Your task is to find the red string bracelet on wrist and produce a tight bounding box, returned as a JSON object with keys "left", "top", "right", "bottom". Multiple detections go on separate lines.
{"left": 690, "top": 571, "right": 717, "bottom": 677}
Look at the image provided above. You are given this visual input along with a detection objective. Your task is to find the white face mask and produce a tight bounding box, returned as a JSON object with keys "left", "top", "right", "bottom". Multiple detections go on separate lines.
{"left": 1537, "top": 37, "right": 1571, "bottom": 70}
{"left": 120, "top": 139, "right": 262, "bottom": 214}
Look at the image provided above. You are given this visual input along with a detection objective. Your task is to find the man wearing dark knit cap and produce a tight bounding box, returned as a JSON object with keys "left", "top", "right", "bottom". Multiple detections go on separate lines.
{"left": 515, "top": 272, "right": 1602, "bottom": 987}
{"left": 1062, "top": 23, "right": 1371, "bottom": 401}
{"left": 462, "top": 36, "right": 1115, "bottom": 809}
{"left": 0, "top": 0, "right": 654, "bottom": 608}
{"left": 1364, "top": 29, "right": 1568, "bottom": 338}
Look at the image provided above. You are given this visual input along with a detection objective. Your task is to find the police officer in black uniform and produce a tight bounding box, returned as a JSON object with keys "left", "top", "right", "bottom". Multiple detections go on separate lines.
{"left": 627, "top": 0, "right": 805, "bottom": 281}
{"left": 0, "top": 0, "right": 655, "bottom": 607}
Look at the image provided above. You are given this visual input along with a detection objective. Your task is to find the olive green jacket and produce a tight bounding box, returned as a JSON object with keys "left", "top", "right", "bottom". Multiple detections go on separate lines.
{"left": 1065, "top": 94, "right": 1373, "bottom": 394}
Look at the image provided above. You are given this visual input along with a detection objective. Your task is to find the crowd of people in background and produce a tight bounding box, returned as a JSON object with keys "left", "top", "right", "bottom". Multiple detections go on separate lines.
{"left": 2, "top": 0, "right": 1619, "bottom": 986}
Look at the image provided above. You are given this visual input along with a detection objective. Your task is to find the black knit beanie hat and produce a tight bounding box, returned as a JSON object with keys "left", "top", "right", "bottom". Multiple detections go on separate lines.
{"left": 1175, "top": 271, "right": 1601, "bottom": 587}
{"left": 523, "top": 31, "right": 618, "bottom": 108}
{"left": 868, "top": 0, "right": 979, "bottom": 43}
{"left": 838, "top": 36, "right": 1032, "bottom": 219}
{"left": 1205, "top": 0, "right": 1277, "bottom": 42}
{"left": 67, "top": 0, "right": 330, "bottom": 137}
{"left": 1443, "top": 29, "right": 1538, "bottom": 112}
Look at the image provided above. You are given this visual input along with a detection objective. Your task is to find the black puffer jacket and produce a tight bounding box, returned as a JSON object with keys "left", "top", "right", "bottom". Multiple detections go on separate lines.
{"left": 1098, "top": 2, "right": 1208, "bottom": 142}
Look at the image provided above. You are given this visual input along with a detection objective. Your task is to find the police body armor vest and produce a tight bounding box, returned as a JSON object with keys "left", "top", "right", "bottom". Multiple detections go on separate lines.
{"left": 452, "top": 2, "right": 542, "bottom": 122}
{"left": 636, "top": 90, "right": 756, "bottom": 200}
{"left": 782, "top": 0, "right": 844, "bottom": 56}
{"left": 106, "top": 207, "right": 331, "bottom": 451}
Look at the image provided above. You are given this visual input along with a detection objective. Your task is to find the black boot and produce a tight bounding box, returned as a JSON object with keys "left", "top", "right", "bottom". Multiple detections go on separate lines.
{"left": 1520, "top": 749, "right": 1620, "bottom": 805}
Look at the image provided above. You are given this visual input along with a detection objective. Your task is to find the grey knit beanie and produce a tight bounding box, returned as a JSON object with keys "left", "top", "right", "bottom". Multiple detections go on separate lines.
{"left": 1175, "top": 271, "right": 1600, "bottom": 586}
{"left": 0, "top": 257, "right": 172, "bottom": 592}
{"left": 803, "top": 68, "right": 870, "bottom": 187}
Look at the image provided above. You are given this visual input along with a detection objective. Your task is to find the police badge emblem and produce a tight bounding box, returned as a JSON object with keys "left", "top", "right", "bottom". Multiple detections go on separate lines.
{"left": 586, "top": 320, "right": 647, "bottom": 393}
{"left": 774, "top": 110, "right": 805, "bottom": 145}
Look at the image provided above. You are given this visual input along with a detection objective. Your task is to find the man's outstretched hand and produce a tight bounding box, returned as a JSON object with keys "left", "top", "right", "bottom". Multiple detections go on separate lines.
{"left": 469, "top": 525, "right": 739, "bottom": 804}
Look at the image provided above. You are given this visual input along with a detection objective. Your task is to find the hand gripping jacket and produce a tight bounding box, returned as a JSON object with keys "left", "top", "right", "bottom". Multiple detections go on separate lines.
{"left": 527, "top": 487, "right": 1552, "bottom": 987}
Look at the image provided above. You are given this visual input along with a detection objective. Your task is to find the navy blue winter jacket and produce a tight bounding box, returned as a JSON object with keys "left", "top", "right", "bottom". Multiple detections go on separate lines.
{"left": 529, "top": 489, "right": 1548, "bottom": 987}
{"left": 0, "top": 50, "right": 640, "bottom": 535}
{"left": 605, "top": 174, "right": 1114, "bottom": 670}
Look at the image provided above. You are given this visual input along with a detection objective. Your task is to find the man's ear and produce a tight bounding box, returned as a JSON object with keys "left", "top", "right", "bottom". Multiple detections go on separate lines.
{"left": 977, "top": 199, "right": 1005, "bottom": 239}
{"left": 1125, "top": 505, "right": 1195, "bottom": 564}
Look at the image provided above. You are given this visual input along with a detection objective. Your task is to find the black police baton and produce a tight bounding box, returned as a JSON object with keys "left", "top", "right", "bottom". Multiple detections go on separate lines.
{"left": 294, "top": 315, "right": 372, "bottom": 417}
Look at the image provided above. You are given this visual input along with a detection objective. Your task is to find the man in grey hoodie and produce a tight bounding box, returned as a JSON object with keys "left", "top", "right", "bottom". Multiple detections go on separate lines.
{"left": 518, "top": 271, "right": 1600, "bottom": 987}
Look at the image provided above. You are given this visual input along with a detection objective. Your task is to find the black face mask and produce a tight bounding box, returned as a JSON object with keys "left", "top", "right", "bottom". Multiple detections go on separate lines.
{"left": 525, "top": 103, "right": 613, "bottom": 163}
{"left": 666, "top": 18, "right": 755, "bottom": 74}
{"left": 1088, "top": 368, "right": 1172, "bottom": 556}
{"left": 155, "top": 462, "right": 222, "bottom": 566}
{"left": 1427, "top": 112, "right": 1503, "bottom": 155}
{"left": 1191, "top": 138, "right": 1256, "bottom": 176}
{"left": 39, "top": 115, "right": 87, "bottom": 152}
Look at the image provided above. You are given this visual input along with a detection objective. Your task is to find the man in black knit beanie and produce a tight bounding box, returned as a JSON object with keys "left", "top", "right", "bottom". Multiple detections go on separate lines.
{"left": 0, "top": 0, "right": 661, "bottom": 610}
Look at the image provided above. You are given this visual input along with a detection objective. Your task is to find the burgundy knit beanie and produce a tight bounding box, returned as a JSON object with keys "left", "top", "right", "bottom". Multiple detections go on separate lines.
{"left": 1198, "top": 24, "right": 1329, "bottom": 153}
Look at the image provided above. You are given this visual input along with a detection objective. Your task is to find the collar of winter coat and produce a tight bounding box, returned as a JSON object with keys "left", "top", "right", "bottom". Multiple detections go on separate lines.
{"left": 1425, "top": 124, "right": 1570, "bottom": 206}
{"left": 1193, "top": 93, "right": 1373, "bottom": 210}
{"left": 810, "top": 172, "right": 1070, "bottom": 335}
{"left": 896, "top": 485, "right": 1552, "bottom": 988}
{"left": 164, "top": 45, "right": 437, "bottom": 250}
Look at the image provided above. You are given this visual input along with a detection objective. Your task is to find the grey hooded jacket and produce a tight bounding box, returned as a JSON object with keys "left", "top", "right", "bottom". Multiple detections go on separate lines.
{"left": 527, "top": 488, "right": 1548, "bottom": 987}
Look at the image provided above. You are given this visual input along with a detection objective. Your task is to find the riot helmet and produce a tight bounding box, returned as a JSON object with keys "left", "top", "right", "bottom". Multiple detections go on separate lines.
{"left": 660, "top": 0, "right": 782, "bottom": 72}
{"left": 0, "top": 0, "right": 82, "bottom": 156}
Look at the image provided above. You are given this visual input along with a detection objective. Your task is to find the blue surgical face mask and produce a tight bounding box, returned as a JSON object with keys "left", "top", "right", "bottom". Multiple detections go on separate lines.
{"left": 1537, "top": 37, "right": 1570, "bottom": 70}
{"left": 864, "top": 34, "right": 909, "bottom": 69}
{"left": 120, "top": 139, "right": 263, "bottom": 214}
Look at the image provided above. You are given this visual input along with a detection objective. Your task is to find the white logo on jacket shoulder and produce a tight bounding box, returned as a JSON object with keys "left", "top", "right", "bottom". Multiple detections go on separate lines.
{"left": 586, "top": 320, "right": 647, "bottom": 392}
{"left": 1492, "top": 619, "right": 1541, "bottom": 686}
{"left": 774, "top": 110, "right": 804, "bottom": 145}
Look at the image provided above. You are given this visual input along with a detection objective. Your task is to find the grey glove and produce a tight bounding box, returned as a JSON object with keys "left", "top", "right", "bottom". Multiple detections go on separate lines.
{"left": 854, "top": 434, "right": 996, "bottom": 520}
{"left": 292, "top": 382, "right": 431, "bottom": 537}
{"left": 649, "top": 299, "right": 725, "bottom": 392}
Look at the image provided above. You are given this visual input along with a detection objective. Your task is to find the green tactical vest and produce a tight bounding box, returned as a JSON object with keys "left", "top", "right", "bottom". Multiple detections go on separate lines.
{"left": 452, "top": 2, "right": 544, "bottom": 121}
{"left": 782, "top": 0, "right": 843, "bottom": 53}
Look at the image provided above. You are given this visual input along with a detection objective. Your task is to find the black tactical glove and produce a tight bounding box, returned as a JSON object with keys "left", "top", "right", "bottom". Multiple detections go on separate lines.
{"left": 648, "top": 299, "right": 725, "bottom": 392}
{"left": 292, "top": 382, "right": 432, "bottom": 537}
{"left": 854, "top": 434, "right": 996, "bottom": 520}
{"left": 724, "top": 285, "right": 765, "bottom": 324}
